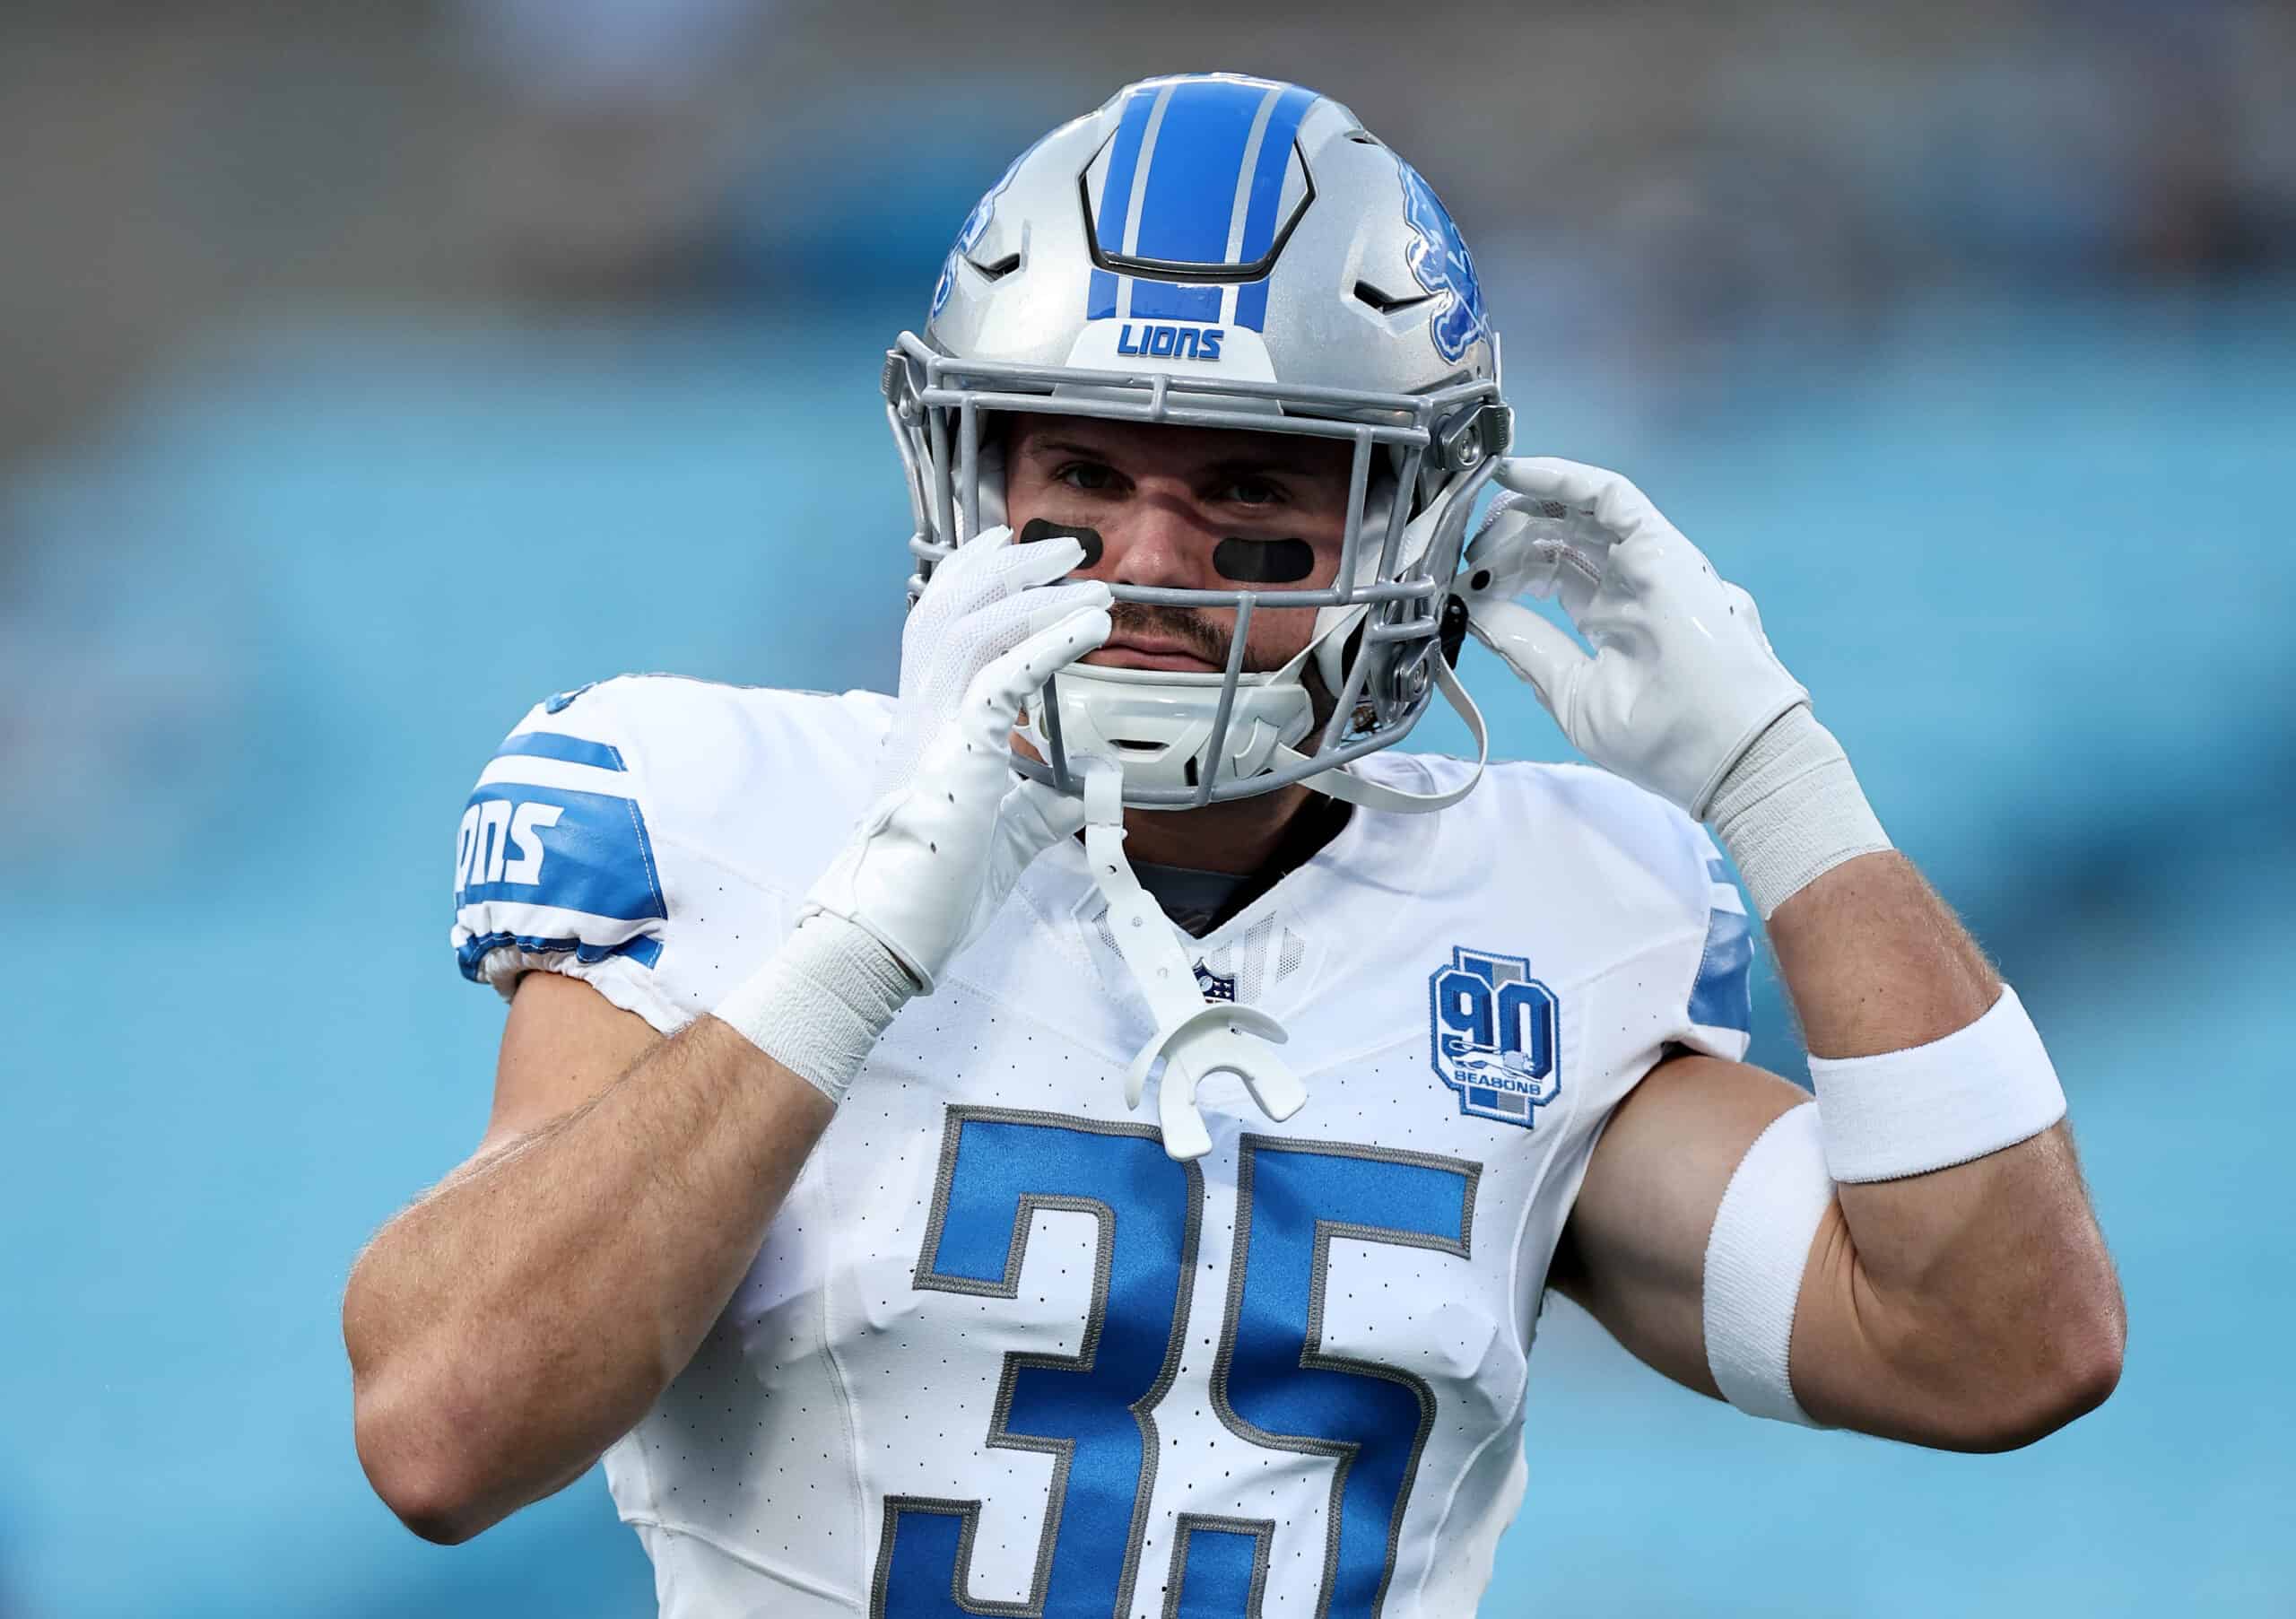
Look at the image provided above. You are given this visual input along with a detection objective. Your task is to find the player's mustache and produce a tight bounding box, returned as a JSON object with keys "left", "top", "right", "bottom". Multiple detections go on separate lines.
{"left": 1106, "top": 601, "right": 1271, "bottom": 672}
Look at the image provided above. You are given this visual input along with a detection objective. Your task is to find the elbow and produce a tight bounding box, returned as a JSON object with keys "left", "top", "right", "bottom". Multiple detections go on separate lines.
{"left": 353, "top": 1374, "right": 503, "bottom": 1545}
{"left": 1947, "top": 1296, "right": 2126, "bottom": 1454}
{"left": 344, "top": 1259, "right": 508, "bottom": 1545}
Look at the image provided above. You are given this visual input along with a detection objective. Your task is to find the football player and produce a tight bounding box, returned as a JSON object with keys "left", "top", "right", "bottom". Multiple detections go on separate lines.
{"left": 345, "top": 74, "right": 2123, "bottom": 1617}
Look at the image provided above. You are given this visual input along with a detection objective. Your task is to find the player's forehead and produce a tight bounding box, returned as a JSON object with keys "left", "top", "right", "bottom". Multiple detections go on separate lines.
{"left": 1003, "top": 411, "right": 1351, "bottom": 483}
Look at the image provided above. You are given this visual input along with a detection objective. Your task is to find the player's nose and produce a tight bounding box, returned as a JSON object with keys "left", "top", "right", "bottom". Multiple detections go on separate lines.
{"left": 1103, "top": 500, "right": 1216, "bottom": 591}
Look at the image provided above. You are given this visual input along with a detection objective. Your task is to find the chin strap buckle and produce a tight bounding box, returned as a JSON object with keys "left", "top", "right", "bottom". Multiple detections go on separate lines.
{"left": 1076, "top": 755, "right": 1307, "bottom": 1161}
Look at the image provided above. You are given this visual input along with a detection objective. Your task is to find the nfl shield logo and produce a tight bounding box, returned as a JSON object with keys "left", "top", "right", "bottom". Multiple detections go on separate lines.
{"left": 1193, "top": 961, "right": 1237, "bottom": 1003}
{"left": 1428, "top": 946, "right": 1561, "bottom": 1129}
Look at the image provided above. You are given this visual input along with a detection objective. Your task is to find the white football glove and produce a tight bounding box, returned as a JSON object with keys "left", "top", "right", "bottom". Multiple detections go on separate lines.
{"left": 1458, "top": 457, "right": 1890, "bottom": 917}
{"left": 810, "top": 525, "right": 1110, "bottom": 988}
{"left": 715, "top": 527, "right": 1109, "bottom": 1098}
{"left": 1457, "top": 457, "right": 1806, "bottom": 818}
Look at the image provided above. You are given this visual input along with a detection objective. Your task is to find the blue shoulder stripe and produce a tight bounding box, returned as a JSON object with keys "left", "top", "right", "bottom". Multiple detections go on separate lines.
{"left": 1689, "top": 909, "right": 1753, "bottom": 1033}
{"left": 494, "top": 730, "right": 626, "bottom": 771}
{"left": 454, "top": 782, "right": 666, "bottom": 922}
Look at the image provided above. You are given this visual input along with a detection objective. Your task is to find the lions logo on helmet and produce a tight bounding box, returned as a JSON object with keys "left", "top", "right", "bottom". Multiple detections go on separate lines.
{"left": 928, "top": 134, "right": 1048, "bottom": 324}
{"left": 1398, "top": 160, "right": 1492, "bottom": 365}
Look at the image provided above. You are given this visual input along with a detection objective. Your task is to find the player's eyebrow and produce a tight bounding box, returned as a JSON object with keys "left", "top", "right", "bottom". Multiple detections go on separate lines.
{"left": 1026, "top": 438, "right": 1126, "bottom": 464}
{"left": 1196, "top": 452, "right": 1331, "bottom": 480}
{"left": 1025, "top": 438, "right": 1335, "bottom": 478}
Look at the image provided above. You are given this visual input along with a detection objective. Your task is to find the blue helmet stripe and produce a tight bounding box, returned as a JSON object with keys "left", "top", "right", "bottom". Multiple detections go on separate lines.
{"left": 1131, "top": 78, "right": 1265, "bottom": 266}
{"left": 1096, "top": 88, "right": 1158, "bottom": 248}
{"left": 1235, "top": 83, "right": 1318, "bottom": 264}
{"left": 1231, "top": 85, "right": 1318, "bottom": 331}
{"left": 1083, "top": 76, "right": 1325, "bottom": 329}
{"left": 1233, "top": 275, "right": 1272, "bottom": 334}
{"left": 1091, "top": 84, "right": 1161, "bottom": 325}
{"left": 1095, "top": 87, "right": 1158, "bottom": 260}
{"left": 1130, "top": 279, "right": 1222, "bottom": 321}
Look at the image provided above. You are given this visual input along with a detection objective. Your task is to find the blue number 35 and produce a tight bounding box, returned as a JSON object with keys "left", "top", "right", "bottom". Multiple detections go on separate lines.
{"left": 871, "top": 1108, "right": 1481, "bottom": 1619}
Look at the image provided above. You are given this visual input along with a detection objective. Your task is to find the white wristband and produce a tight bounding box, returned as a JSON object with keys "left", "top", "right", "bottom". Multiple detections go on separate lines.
{"left": 711, "top": 911, "right": 917, "bottom": 1103}
{"left": 1810, "top": 984, "right": 2066, "bottom": 1183}
{"left": 1706, "top": 705, "right": 1892, "bottom": 919}
{"left": 1701, "top": 1102, "right": 1832, "bottom": 1427}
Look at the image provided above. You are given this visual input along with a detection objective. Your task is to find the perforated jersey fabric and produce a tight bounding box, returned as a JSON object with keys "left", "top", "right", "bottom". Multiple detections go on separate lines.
{"left": 448, "top": 674, "right": 1757, "bottom": 1618}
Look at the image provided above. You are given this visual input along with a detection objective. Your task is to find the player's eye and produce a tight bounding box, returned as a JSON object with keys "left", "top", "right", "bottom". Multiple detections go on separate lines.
{"left": 1222, "top": 476, "right": 1286, "bottom": 508}
{"left": 1056, "top": 460, "right": 1120, "bottom": 492}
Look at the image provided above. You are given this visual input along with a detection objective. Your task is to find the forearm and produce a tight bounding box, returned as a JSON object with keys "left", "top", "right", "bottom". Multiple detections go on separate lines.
{"left": 1765, "top": 849, "right": 1996, "bottom": 1058}
{"left": 344, "top": 1016, "right": 831, "bottom": 1539}
{"left": 1755, "top": 815, "right": 2121, "bottom": 1442}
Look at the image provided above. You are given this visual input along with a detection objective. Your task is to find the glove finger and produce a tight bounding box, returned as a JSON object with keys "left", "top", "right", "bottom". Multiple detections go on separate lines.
{"left": 1000, "top": 774, "right": 1087, "bottom": 854}
{"left": 927, "top": 522, "right": 1084, "bottom": 614}
{"left": 1571, "top": 579, "right": 1651, "bottom": 660}
{"left": 1606, "top": 528, "right": 1720, "bottom": 599}
{"left": 957, "top": 522, "right": 1014, "bottom": 555}
{"left": 902, "top": 577, "right": 1108, "bottom": 715}
{"left": 1463, "top": 597, "right": 1587, "bottom": 714}
{"left": 962, "top": 603, "right": 1114, "bottom": 753}
{"left": 1464, "top": 498, "right": 1607, "bottom": 615}
{"left": 1024, "top": 579, "right": 1113, "bottom": 635}
{"left": 987, "top": 531, "right": 1086, "bottom": 598}
{"left": 1539, "top": 536, "right": 1606, "bottom": 622}
{"left": 1463, "top": 498, "right": 1565, "bottom": 601}
{"left": 1492, "top": 457, "right": 1672, "bottom": 547}
{"left": 1720, "top": 579, "right": 1770, "bottom": 642}
{"left": 911, "top": 524, "right": 1017, "bottom": 623}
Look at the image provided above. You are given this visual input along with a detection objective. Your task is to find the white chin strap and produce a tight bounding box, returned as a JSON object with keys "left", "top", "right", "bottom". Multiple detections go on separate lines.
{"left": 1279, "top": 643, "right": 1486, "bottom": 814}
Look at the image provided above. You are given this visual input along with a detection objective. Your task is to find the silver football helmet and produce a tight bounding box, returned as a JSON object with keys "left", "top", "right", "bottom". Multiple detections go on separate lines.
{"left": 883, "top": 72, "right": 1511, "bottom": 813}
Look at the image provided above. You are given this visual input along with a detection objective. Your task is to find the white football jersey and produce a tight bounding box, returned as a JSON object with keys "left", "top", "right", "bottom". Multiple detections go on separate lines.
{"left": 451, "top": 674, "right": 1754, "bottom": 1619}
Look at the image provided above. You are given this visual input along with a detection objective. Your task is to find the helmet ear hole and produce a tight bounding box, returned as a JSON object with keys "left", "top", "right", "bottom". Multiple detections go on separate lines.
{"left": 1353, "top": 279, "right": 1422, "bottom": 315}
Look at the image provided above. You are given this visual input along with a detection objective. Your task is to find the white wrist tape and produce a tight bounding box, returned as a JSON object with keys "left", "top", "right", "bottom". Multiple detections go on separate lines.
{"left": 710, "top": 911, "right": 918, "bottom": 1103}
{"left": 1701, "top": 1103, "right": 1831, "bottom": 1427}
{"left": 1810, "top": 984, "right": 2066, "bottom": 1183}
{"left": 1706, "top": 705, "right": 1892, "bottom": 919}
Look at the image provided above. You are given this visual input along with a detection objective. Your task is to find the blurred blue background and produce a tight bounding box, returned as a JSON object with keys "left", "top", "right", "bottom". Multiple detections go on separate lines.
{"left": 3, "top": 2, "right": 2292, "bottom": 1614}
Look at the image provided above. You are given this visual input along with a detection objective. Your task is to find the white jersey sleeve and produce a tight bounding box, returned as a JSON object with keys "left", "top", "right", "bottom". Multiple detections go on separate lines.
{"left": 448, "top": 675, "right": 892, "bottom": 1033}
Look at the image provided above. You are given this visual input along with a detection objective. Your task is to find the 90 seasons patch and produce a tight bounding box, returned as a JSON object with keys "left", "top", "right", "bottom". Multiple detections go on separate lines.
{"left": 1428, "top": 946, "right": 1560, "bottom": 1128}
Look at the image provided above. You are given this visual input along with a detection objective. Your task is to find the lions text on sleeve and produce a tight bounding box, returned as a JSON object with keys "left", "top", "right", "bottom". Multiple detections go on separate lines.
{"left": 450, "top": 675, "right": 1751, "bottom": 1618}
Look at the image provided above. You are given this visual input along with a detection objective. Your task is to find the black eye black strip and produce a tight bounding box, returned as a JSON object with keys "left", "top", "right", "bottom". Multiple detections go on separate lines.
{"left": 1212, "top": 535, "right": 1316, "bottom": 584}
{"left": 1016, "top": 518, "right": 1104, "bottom": 569}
